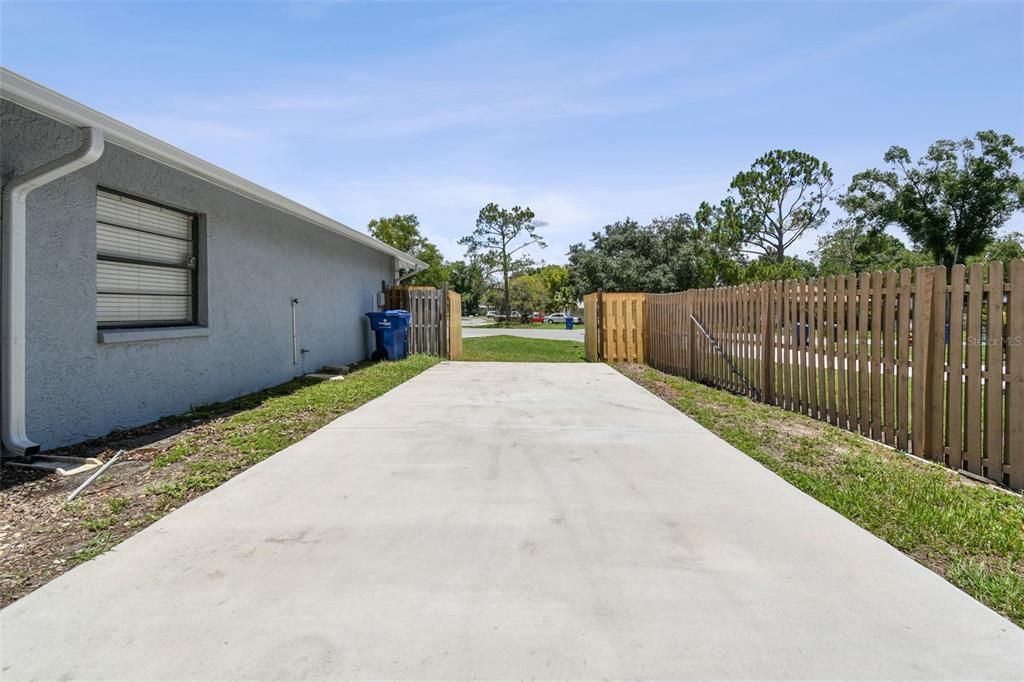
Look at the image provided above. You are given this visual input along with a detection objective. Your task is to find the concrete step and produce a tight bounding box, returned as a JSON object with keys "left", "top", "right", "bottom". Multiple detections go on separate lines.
{"left": 304, "top": 373, "right": 345, "bottom": 381}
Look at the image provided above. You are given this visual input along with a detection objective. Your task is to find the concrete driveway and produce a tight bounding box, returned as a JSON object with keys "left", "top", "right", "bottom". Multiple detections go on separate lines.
{"left": 2, "top": 363, "right": 1021, "bottom": 680}
{"left": 463, "top": 326, "right": 584, "bottom": 341}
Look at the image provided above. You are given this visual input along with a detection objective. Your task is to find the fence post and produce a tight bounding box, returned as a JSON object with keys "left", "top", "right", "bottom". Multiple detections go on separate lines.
{"left": 596, "top": 288, "right": 604, "bottom": 361}
{"left": 1006, "top": 259, "right": 1024, "bottom": 489}
{"left": 687, "top": 292, "right": 697, "bottom": 381}
{"left": 927, "top": 266, "right": 948, "bottom": 460}
{"left": 911, "top": 267, "right": 932, "bottom": 457}
{"left": 761, "top": 283, "right": 774, "bottom": 404}
{"left": 912, "top": 265, "right": 948, "bottom": 460}
{"left": 440, "top": 283, "right": 449, "bottom": 359}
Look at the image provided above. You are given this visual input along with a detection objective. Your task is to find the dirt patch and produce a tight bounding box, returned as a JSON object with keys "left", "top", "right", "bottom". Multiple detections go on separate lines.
{"left": 0, "top": 411, "right": 243, "bottom": 606}
{"left": 619, "top": 362, "right": 836, "bottom": 462}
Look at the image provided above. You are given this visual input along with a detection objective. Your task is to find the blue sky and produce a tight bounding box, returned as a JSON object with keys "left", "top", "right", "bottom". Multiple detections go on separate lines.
{"left": 2, "top": 1, "right": 1022, "bottom": 264}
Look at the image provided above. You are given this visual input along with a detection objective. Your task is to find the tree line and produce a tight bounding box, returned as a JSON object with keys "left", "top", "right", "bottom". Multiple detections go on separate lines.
{"left": 369, "top": 130, "right": 1023, "bottom": 316}
{"left": 368, "top": 204, "right": 570, "bottom": 318}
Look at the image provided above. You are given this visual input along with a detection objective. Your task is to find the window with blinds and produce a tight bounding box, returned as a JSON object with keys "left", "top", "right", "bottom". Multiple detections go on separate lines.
{"left": 96, "top": 189, "right": 197, "bottom": 328}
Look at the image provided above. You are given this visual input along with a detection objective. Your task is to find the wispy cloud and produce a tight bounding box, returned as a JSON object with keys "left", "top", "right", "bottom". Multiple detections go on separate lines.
{"left": 43, "top": 0, "right": 1012, "bottom": 265}
{"left": 123, "top": 1, "right": 963, "bottom": 149}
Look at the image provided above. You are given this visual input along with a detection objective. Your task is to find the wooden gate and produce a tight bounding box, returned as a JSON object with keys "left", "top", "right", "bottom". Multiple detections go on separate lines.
{"left": 582, "top": 291, "right": 646, "bottom": 363}
{"left": 447, "top": 289, "right": 463, "bottom": 360}
{"left": 385, "top": 285, "right": 462, "bottom": 359}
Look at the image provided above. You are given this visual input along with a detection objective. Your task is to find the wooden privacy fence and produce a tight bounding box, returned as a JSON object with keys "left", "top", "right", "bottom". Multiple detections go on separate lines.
{"left": 586, "top": 260, "right": 1024, "bottom": 490}
{"left": 583, "top": 291, "right": 646, "bottom": 363}
{"left": 384, "top": 285, "right": 462, "bottom": 360}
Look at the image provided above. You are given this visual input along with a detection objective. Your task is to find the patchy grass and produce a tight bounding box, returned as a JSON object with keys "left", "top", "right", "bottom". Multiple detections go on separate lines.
{"left": 106, "top": 496, "right": 130, "bottom": 514}
{"left": 460, "top": 335, "right": 586, "bottom": 362}
{"left": 152, "top": 442, "right": 192, "bottom": 468}
{"left": 1, "top": 355, "right": 439, "bottom": 606}
{"left": 617, "top": 363, "right": 1024, "bottom": 627}
{"left": 142, "top": 355, "right": 439, "bottom": 503}
{"left": 82, "top": 516, "right": 118, "bottom": 532}
{"left": 69, "top": 532, "right": 118, "bottom": 566}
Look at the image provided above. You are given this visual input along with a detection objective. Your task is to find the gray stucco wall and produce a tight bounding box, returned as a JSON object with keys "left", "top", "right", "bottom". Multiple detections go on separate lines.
{"left": 2, "top": 101, "right": 395, "bottom": 449}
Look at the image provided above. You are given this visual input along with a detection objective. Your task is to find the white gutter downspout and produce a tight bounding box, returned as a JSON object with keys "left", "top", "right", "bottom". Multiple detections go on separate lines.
{"left": 395, "top": 258, "right": 424, "bottom": 284}
{"left": 2, "top": 127, "right": 104, "bottom": 457}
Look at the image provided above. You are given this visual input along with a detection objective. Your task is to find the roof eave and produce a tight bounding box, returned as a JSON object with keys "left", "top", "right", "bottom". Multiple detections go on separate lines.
{"left": 0, "top": 68, "right": 426, "bottom": 270}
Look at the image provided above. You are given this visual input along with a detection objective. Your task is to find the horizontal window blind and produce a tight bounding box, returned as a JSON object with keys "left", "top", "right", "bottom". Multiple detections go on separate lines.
{"left": 97, "top": 261, "right": 192, "bottom": 295}
{"left": 97, "top": 295, "right": 193, "bottom": 325}
{"left": 96, "top": 189, "right": 196, "bottom": 327}
{"left": 97, "top": 191, "right": 191, "bottom": 240}
{"left": 97, "top": 223, "right": 190, "bottom": 266}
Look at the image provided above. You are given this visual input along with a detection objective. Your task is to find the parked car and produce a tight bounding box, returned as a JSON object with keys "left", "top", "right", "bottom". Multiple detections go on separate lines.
{"left": 529, "top": 312, "right": 544, "bottom": 323}
{"left": 485, "top": 309, "right": 498, "bottom": 318}
{"left": 544, "top": 312, "right": 568, "bottom": 324}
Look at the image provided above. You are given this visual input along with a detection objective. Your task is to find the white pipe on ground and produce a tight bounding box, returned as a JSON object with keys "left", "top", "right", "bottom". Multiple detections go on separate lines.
{"left": 66, "top": 450, "right": 122, "bottom": 502}
{"left": 2, "top": 127, "right": 104, "bottom": 457}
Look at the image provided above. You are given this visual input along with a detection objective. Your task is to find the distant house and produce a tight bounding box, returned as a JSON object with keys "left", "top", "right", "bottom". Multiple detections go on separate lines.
{"left": 0, "top": 68, "right": 423, "bottom": 453}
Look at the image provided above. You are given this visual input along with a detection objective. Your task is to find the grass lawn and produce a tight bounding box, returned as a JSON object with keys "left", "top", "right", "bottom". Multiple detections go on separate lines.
{"left": 461, "top": 335, "right": 586, "bottom": 362}
{"left": 0, "top": 355, "right": 439, "bottom": 607}
{"left": 618, "top": 363, "right": 1024, "bottom": 627}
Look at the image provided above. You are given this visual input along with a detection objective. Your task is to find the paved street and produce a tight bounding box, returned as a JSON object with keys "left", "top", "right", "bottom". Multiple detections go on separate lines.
{"left": 462, "top": 325, "right": 584, "bottom": 341}
{"left": 2, "top": 363, "right": 1021, "bottom": 680}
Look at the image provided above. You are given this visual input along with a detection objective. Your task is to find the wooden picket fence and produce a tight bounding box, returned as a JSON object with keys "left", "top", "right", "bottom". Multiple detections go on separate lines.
{"left": 585, "top": 260, "right": 1024, "bottom": 490}
{"left": 385, "top": 285, "right": 462, "bottom": 360}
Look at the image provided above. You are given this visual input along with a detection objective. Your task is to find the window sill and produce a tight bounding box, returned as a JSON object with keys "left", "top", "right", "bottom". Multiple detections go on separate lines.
{"left": 97, "top": 326, "right": 210, "bottom": 345}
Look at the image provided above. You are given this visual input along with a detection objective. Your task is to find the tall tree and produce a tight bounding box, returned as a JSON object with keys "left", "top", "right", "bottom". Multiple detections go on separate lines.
{"left": 536, "top": 264, "right": 570, "bottom": 311}
{"left": 568, "top": 219, "right": 658, "bottom": 296}
{"left": 447, "top": 258, "right": 488, "bottom": 314}
{"left": 967, "top": 231, "right": 1024, "bottom": 267}
{"left": 718, "top": 150, "right": 835, "bottom": 262}
{"left": 839, "top": 131, "right": 1024, "bottom": 268}
{"left": 813, "top": 225, "right": 932, "bottom": 276}
{"left": 567, "top": 214, "right": 742, "bottom": 297}
{"left": 742, "top": 256, "right": 817, "bottom": 283}
{"left": 368, "top": 214, "right": 448, "bottom": 287}
{"left": 367, "top": 213, "right": 422, "bottom": 252}
{"left": 692, "top": 201, "right": 748, "bottom": 285}
{"left": 508, "top": 273, "right": 548, "bottom": 320}
{"left": 459, "top": 203, "right": 545, "bottom": 321}
{"left": 551, "top": 286, "right": 578, "bottom": 314}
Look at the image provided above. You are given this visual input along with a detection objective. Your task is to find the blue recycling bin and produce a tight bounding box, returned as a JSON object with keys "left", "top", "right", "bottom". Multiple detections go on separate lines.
{"left": 795, "top": 321, "right": 810, "bottom": 346}
{"left": 565, "top": 316, "right": 574, "bottom": 330}
{"left": 366, "top": 310, "right": 411, "bottom": 361}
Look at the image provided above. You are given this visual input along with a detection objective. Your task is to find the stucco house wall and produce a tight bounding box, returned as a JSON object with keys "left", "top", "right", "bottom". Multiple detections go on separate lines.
{"left": 1, "top": 100, "right": 395, "bottom": 449}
